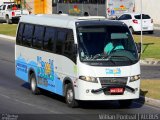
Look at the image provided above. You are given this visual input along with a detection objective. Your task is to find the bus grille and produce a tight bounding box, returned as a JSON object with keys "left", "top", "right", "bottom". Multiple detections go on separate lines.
{"left": 99, "top": 77, "right": 128, "bottom": 95}
{"left": 99, "top": 77, "right": 128, "bottom": 87}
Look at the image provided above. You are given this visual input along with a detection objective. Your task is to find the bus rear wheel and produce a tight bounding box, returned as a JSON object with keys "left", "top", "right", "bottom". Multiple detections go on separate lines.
{"left": 119, "top": 99, "right": 133, "bottom": 108}
{"left": 65, "top": 83, "right": 79, "bottom": 108}
{"left": 30, "top": 73, "right": 40, "bottom": 95}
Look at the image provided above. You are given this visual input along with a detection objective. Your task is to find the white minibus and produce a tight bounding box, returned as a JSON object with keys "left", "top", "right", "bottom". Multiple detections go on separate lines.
{"left": 15, "top": 14, "right": 141, "bottom": 107}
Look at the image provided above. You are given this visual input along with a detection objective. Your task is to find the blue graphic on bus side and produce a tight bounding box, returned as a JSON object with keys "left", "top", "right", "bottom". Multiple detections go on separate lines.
{"left": 16, "top": 55, "right": 63, "bottom": 96}
{"left": 37, "top": 56, "right": 54, "bottom": 81}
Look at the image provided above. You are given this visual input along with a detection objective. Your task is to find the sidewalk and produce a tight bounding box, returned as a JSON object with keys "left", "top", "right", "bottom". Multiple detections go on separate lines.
{"left": 140, "top": 58, "right": 160, "bottom": 65}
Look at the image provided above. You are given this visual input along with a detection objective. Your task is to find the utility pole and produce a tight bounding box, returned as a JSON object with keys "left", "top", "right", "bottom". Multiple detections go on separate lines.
{"left": 20, "top": 0, "right": 22, "bottom": 14}
{"left": 140, "top": 0, "right": 143, "bottom": 54}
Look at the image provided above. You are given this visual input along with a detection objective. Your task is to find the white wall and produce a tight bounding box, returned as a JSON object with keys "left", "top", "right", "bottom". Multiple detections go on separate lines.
{"left": 135, "top": 0, "right": 160, "bottom": 24}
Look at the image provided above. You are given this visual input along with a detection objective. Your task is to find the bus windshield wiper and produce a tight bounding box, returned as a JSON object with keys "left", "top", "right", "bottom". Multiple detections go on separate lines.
{"left": 92, "top": 54, "right": 116, "bottom": 65}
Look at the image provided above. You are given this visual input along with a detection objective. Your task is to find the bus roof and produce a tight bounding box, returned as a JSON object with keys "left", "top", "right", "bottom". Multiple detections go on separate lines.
{"left": 20, "top": 14, "right": 125, "bottom": 29}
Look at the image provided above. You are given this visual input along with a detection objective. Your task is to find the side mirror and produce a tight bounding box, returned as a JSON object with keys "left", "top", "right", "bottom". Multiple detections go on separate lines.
{"left": 135, "top": 42, "right": 141, "bottom": 53}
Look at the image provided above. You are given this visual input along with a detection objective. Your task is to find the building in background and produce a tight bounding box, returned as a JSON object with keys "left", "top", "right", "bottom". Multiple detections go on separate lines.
{"left": 33, "top": 0, "right": 52, "bottom": 14}
{"left": 1, "top": 0, "right": 159, "bottom": 25}
{"left": 135, "top": 0, "right": 160, "bottom": 25}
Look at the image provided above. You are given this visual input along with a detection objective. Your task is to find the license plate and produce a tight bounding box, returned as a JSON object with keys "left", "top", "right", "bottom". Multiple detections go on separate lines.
{"left": 110, "top": 88, "right": 124, "bottom": 94}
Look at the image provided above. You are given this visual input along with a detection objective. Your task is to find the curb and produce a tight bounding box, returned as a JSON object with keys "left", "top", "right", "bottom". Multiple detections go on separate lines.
{"left": 140, "top": 60, "right": 160, "bottom": 65}
{"left": 0, "top": 34, "right": 15, "bottom": 40}
{"left": 137, "top": 96, "right": 160, "bottom": 108}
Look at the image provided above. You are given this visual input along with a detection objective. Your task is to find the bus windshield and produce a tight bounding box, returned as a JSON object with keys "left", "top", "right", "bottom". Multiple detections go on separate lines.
{"left": 77, "top": 25, "right": 139, "bottom": 66}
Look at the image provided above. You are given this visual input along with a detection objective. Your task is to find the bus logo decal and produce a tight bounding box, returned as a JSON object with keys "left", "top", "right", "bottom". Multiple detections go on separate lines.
{"left": 37, "top": 56, "right": 54, "bottom": 81}
{"left": 16, "top": 63, "right": 27, "bottom": 73}
{"left": 106, "top": 68, "right": 121, "bottom": 75}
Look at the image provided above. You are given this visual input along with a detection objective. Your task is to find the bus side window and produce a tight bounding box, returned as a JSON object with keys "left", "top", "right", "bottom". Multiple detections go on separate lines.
{"left": 32, "top": 25, "right": 45, "bottom": 49}
{"left": 63, "top": 30, "right": 76, "bottom": 62}
{"left": 43, "top": 27, "right": 56, "bottom": 52}
{"left": 56, "top": 29, "right": 67, "bottom": 54}
{"left": 22, "top": 24, "right": 34, "bottom": 47}
{"left": 16, "top": 23, "right": 24, "bottom": 45}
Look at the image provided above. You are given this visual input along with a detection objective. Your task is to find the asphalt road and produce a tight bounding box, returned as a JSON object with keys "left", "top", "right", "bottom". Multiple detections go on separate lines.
{"left": 0, "top": 38, "right": 160, "bottom": 120}
{"left": 141, "top": 65, "right": 160, "bottom": 80}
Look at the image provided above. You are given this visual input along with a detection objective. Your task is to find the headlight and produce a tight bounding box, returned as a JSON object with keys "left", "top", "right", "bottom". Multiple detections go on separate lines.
{"left": 79, "top": 76, "right": 98, "bottom": 83}
{"left": 130, "top": 75, "right": 140, "bottom": 82}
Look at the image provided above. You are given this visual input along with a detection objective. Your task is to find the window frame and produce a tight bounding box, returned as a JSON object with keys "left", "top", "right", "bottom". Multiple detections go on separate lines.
{"left": 16, "top": 22, "right": 75, "bottom": 59}
{"left": 16, "top": 23, "right": 25, "bottom": 45}
{"left": 43, "top": 26, "right": 56, "bottom": 52}
{"left": 22, "top": 23, "right": 34, "bottom": 47}
{"left": 32, "top": 25, "right": 45, "bottom": 49}
{"left": 2, "top": 5, "right": 6, "bottom": 10}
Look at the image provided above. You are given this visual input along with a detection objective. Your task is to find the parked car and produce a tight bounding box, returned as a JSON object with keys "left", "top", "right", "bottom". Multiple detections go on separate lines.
{"left": 0, "top": 3, "right": 29, "bottom": 24}
{"left": 117, "top": 13, "right": 154, "bottom": 34}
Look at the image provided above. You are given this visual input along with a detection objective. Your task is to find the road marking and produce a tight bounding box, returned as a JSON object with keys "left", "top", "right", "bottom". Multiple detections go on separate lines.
{"left": 0, "top": 92, "right": 62, "bottom": 114}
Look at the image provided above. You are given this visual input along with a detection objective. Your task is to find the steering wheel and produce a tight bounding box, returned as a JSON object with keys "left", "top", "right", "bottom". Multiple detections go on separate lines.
{"left": 110, "top": 49, "right": 124, "bottom": 55}
{"left": 93, "top": 53, "right": 107, "bottom": 59}
{"left": 93, "top": 54, "right": 101, "bottom": 59}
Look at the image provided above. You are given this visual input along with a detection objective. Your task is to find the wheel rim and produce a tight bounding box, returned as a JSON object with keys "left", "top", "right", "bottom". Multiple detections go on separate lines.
{"left": 67, "top": 89, "right": 73, "bottom": 104}
{"left": 6, "top": 17, "right": 9, "bottom": 22}
{"left": 31, "top": 77, "right": 36, "bottom": 92}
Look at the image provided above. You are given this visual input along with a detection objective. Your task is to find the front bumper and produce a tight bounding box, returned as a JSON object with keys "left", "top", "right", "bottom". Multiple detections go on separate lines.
{"left": 74, "top": 79, "right": 140, "bottom": 101}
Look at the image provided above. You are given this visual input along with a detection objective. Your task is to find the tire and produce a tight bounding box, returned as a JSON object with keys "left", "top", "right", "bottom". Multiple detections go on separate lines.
{"left": 148, "top": 31, "right": 154, "bottom": 34}
{"left": 65, "top": 83, "right": 79, "bottom": 108}
{"left": 30, "top": 73, "right": 40, "bottom": 95}
{"left": 129, "top": 27, "right": 134, "bottom": 34}
{"left": 6, "top": 16, "right": 12, "bottom": 24}
{"left": 119, "top": 99, "right": 133, "bottom": 108}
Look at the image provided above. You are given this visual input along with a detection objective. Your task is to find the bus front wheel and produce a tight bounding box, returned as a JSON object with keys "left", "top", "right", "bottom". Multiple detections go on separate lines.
{"left": 65, "top": 83, "right": 78, "bottom": 108}
{"left": 119, "top": 99, "right": 133, "bottom": 108}
{"left": 30, "top": 73, "right": 40, "bottom": 95}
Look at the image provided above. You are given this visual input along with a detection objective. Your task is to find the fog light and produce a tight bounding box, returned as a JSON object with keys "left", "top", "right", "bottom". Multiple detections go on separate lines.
{"left": 86, "top": 89, "right": 90, "bottom": 93}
